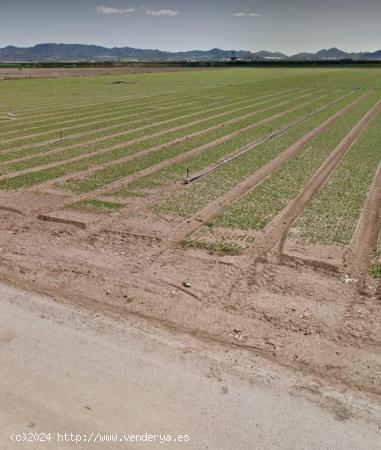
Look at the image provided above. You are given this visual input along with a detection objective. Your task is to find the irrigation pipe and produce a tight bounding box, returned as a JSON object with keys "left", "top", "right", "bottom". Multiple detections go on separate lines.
{"left": 184, "top": 88, "right": 369, "bottom": 184}
{"left": 42, "top": 133, "right": 78, "bottom": 147}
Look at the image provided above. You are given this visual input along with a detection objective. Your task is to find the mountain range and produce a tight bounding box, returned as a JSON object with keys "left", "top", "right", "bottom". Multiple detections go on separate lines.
{"left": 0, "top": 44, "right": 380, "bottom": 62}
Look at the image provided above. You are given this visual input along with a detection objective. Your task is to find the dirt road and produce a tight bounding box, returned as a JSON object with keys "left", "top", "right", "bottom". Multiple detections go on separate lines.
{"left": 0, "top": 282, "right": 380, "bottom": 449}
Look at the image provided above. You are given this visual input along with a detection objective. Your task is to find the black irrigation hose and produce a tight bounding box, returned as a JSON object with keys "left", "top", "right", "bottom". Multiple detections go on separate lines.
{"left": 184, "top": 88, "right": 368, "bottom": 184}
{"left": 45, "top": 134, "right": 75, "bottom": 146}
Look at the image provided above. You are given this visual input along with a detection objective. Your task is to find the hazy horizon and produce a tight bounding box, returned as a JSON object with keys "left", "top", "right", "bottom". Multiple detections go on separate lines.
{"left": 1, "top": 0, "right": 380, "bottom": 54}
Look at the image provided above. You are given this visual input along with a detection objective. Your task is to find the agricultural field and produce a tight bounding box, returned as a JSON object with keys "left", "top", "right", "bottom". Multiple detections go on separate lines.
{"left": 285, "top": 107, "right": 381, "bottom": 260}
{"left": 1, "top": 67, "right": 381, "bottom": 394}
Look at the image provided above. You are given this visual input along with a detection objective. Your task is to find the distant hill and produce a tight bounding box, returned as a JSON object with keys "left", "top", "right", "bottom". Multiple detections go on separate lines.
{"left": 0, "top": 44, "right": 288, "bottom": 62}
{"left": 292, "top": 47, "right": 381, "bottom": 61}
{"left": 315, "top": 47, "right": 350, "bottom": 59}
{"left": 0, "top": 43, "right": 380, "bottom": 62}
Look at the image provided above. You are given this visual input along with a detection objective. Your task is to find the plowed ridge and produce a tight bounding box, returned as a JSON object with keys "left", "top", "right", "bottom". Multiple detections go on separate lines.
{"left": 249, "top": 97, "right": 381, "bottom": 261}
{"left": 178, "top": 91, "right": 372, "bottom": 242}
{"left": 0, "top": 90, "right": 259, "bottom": 148}
{"left": 0, "top": 91, "right": 325, "bottom": 192}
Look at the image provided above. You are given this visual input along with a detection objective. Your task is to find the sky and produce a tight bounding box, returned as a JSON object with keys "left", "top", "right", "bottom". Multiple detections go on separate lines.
{"left": 1, "top": 0, "right": 380, "bottom": 54}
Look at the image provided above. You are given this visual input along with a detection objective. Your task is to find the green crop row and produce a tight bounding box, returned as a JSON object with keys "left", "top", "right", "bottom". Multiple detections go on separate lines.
{"left": 1, "top": 67, "right": 374, "bottom": 140}
{"left": 1, "top": 67, "right": 377, "bottom": 122}
{"left": 0, "top": 75, "right": 256, "bottom": 124}
{"left": 0, "top": 90, "right": 215, "bottom": 140}
{"left": 53, "top": 90, "right": 337, "bottom": 194}
{"left": 0, "top": 80, "right": 274, "bottom": 139}
{"left": 149, "top": 89, "right": 369, "bottom": 219}
{"left": 0, "top": 88, "right": 301, "bottom": 164}
{"left": 0, "top": 88, "right": 256, "bottom": 149}
{"left": 289, "top": 106, "right": 381, "bottom": 245}
{"left": 0, "top": 91, "right": 254, "bottom": 152}
{"left": 0, "top": 90, "right": 326, "bottom": 190}
{"left": 109, "top": 91, "right": 355, "bottom": 198}
{"left": 0, "top": 89, "right": 184, "bottom": 132}
{"left": 1, "top": 69, "right": 313, "bottom": 124}
{"left": 0, "top": 84, "right": 258, "bottom": 124}
{"left": 69, "top": 199, "right": 124, "bottom": 214}
{"left": 0, "top": 89, "right": 312, "bottom": 178}
{"left": 209, "top": 93, "right": 380, "bottom": 234}
{"left": 182, "top": 238, "right": 244, "bottom": 256}
{"left": 182, "top": 226, "right": 257, "bottom": 255}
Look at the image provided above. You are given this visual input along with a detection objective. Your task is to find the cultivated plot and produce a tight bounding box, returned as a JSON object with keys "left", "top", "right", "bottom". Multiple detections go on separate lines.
{"left": 1, "top": 68, "right": 381, "bottom": 393}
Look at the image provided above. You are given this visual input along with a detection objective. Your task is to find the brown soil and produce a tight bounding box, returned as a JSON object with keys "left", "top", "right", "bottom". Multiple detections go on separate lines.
{"left": 0, "top": 97, "right": 184, "bottom": 145}
{"left": 179, "top": 92, "right": 371, "bottom": 241}
{"left": 0, "top": 205, "right": 379, "bottom": 398}
{"left": 3, "top": 87, "right": 292, "bottom": 141}
{"left": 1, "top": 91, "right": 184, "bottom": 119}
{"left": 0, "top": 89, "right": 302, "bottom": 181}
{"left": 1, "top": 88, "right": 260, "bottom": 147}
{"left": 0, "top": 92, "right": 379, "bottom": 403}
{"left": 2, "top": 90, "right": 315, "bottom": 188}
{"left": 248, "top": 98, "right": 381, "bottom": 263}
{"left": 344, "top": 160, "right": 381, "bottom": 289}
{"left": 12, "top": 91, "right": 321, "bottom": 201}
{"left": 282, "top": 240, "right": 345, "bottom": 269}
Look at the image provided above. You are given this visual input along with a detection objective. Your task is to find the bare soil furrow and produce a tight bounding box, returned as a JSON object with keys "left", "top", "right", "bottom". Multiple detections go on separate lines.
{"left": 0, "top": 94, "right": 245, "bottom": 154}
{"left": 343, "top": 160, "right": 381, "bottom": 287}
{"left": 29, "top": 96, "right": 333, "bottom": 214}
{"left": 248, "top": 98, "right": 381, "bottom": 263}
{"left": 0, "top": 92, "right": 166, "bottom": 125}
{"left": 2, "top": 70, "right": 381, "bottom": 400}
{"left": 0, "top": 89, "right": 294, "bottom": 163}
{"left": 175, "top": 91, "right": 372, "bottom": 242}
{"left": 0, "top": 90, "right": 248, "bottom": 144}
{"left": 0, "top": 72, "right": 224, "bottom": 117}
{"left": 0, "top": 91, "right": 234, "bottom": 145}
{"left": 1, "top": 87, "right": 212, "bottom": 123}
{"left": 0, "top": 91, "right": 320, "bottom": 185}
{"left": 2, "top": 88, "right": 293, "bottom": 139}
{"left": 0, "top": 98, "right": 186, "bottom": 143}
